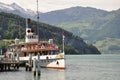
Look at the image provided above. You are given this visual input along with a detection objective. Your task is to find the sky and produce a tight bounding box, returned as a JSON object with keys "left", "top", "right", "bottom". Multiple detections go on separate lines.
{"left": 0, "top": 0, "right": 120, "bottom": 12}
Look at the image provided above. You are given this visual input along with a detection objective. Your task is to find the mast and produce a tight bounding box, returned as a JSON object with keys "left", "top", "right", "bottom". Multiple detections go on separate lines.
{"left": 37, "top": 0, "right": 39, "bottom": 41}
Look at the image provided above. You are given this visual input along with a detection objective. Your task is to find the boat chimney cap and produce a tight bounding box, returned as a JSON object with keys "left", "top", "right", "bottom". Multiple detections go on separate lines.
{"left": 27, "top": 18, "right": 31, "bottom": 24}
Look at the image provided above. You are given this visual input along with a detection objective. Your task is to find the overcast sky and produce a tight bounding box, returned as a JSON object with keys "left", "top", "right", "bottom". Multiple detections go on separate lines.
{"left": 0, "top": 0, "right": 120, "bottom": 12}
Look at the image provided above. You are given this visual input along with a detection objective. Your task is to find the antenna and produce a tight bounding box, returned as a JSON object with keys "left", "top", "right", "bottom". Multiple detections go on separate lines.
{"left": 37, "top": 0, "right": 39, "bottom": 41}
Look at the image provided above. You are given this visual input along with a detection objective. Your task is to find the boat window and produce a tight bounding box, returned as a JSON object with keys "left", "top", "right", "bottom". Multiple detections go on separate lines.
{"left": 24, "top": 52, "right": 26, "bottom": 57}
{"left": 33, "top": 36, "right": 35, "bottom": 38}
{"left": 28, "top": 36, "right": 30, "bottom": 39}
{"left": 40, "top": 53, "right": 42, "bottom": 55}
{"left": 34, "top": 52, "right": 37, "bottom": 56}
{"left": 50, "top": 51, "right": 52, "bottom": 55}
{"left": 43, "top": 43, "right": 46, "bottom": 46}
{"left": 31, "top": 36, "right": 33, "bottom": 39}
{"left": 30, "top": 36, "right": 31, "bottom": 39}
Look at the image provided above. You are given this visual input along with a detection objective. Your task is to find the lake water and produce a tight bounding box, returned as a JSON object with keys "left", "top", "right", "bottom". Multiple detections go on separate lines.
{"left": 0, "top": 54, "right": 120, "bottom": 80}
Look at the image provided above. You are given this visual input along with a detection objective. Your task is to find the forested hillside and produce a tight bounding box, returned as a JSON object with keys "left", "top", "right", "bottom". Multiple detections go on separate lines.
{"left": 0, "top": 12, "right": 101, "bottom": 54}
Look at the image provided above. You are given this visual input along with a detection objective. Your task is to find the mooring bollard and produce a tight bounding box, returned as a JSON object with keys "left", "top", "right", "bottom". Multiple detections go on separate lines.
{"left": 16, "top": 52, "right": 20, "bottom": 62}
{"left": 25, "top": 62, "right": 28, "bottom": 71}
{"left": 25, "top": 53, "right": 32, "bottom": 71}
{"left": 29, "top": 53, "right": 32, "bottom": 71}
{"left": 37, "top": 53, "right": 41, "bottom": 76}
{"left": 33, "top": 58, "right": 36, "bottom": 76}
{"left": 29, "top": 53, "right": 32, "bottom": 66}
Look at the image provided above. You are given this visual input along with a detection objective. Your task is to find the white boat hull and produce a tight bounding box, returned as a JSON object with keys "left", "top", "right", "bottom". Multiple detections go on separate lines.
{"left": 40, "top": 58, "right": 65, "bottom": 69}
{"left": 19, "top": 55, "right": 65, "bottom": 69}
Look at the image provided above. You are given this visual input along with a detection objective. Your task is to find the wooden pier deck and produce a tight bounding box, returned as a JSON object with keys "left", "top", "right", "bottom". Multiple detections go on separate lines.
{"left": 0, "top": 59, "right": 20, "bottom": 71}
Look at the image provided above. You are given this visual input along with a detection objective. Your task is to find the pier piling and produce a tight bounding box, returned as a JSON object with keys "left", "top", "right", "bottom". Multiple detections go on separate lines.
{"left": 0, "top": 61, "right": 20, "bottom": 71}
{"left": 32, "top": 53, "right": 41, "bottom": 76}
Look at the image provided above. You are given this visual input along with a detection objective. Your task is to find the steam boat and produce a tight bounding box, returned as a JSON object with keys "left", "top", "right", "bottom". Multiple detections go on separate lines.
{"left": 6, "top": 0, "right": 65, "bottom": 70}
{"left": 6, "top": 18, "right": 65, "bottom": 69}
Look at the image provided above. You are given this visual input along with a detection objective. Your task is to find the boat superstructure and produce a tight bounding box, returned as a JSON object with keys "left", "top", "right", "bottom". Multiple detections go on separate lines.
{"left": 6, "top": 0, "right": 65, "bottom": 70}
{"left": 6, "top": 18, "right": 65, "bottom": 69}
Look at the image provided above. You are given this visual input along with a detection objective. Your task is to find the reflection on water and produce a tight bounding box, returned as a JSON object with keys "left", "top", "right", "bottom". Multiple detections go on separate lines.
{"left": 32, "top": 69, "right": 65, "bottom": 80}
{"left": 1, "top": 55, "right": 120, "bottom": 80}
{"left": 33, "top": 75, "right": 41, "bottom": 80}
{"left": 0, "top": 68, "right": 65, "bottom": 80}
{"left": 41, "top": 69, "right": 65, "bottom": 80}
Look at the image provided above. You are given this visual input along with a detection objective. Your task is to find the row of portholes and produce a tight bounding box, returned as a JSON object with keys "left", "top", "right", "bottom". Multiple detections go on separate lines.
{"left": 40, "top": 59, "right": 58, "bottom": 63}
{"left": 26, "top": 35, "right": 37, "bottom": 39}
{"left": 41, "top": 59, "right": 52, "bottom": 63}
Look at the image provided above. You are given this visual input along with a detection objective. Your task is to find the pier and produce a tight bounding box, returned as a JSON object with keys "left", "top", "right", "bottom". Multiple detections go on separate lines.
{"left": 0, "top": 62, "right": 19, "bottom": 71}
{"left": 0, "top": 61, "right": 20, "bottom": 71}
{"left": 0, "top": 58, "right": 20, "bottom": 71}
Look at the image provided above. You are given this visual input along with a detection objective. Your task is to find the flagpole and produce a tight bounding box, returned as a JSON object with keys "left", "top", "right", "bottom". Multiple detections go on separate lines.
{"left": 63, "top": 38, "right": 64, "bottom": 53}
{"left": 62, "top": 32, "right": 65, "bottom": 53}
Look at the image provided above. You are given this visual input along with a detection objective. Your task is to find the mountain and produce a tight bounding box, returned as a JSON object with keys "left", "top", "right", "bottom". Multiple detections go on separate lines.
{"left": 0, "top": 2, "right": 36, "bottom": 18}
{"left": 39, "top": 6, "right": 111, "bottom": 42}
{"left": 1, "top": 2, "right": 119, "bottom": 54}
{"left": 38, "top": 7, "right": 120, "bottom": 54}
{"left": 40, "top": 6, "right": 109, "bottom": 24}
{"left": 0, "top": 12, "right": 101, "bottom": 54}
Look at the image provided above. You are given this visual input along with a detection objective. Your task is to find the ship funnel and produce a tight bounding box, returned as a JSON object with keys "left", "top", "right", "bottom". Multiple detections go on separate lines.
{"left": 26, "top": 18, "right": 31, "bottom": 28}
{"left": 25, "top": 18, "right": 38, "bottom": 43}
